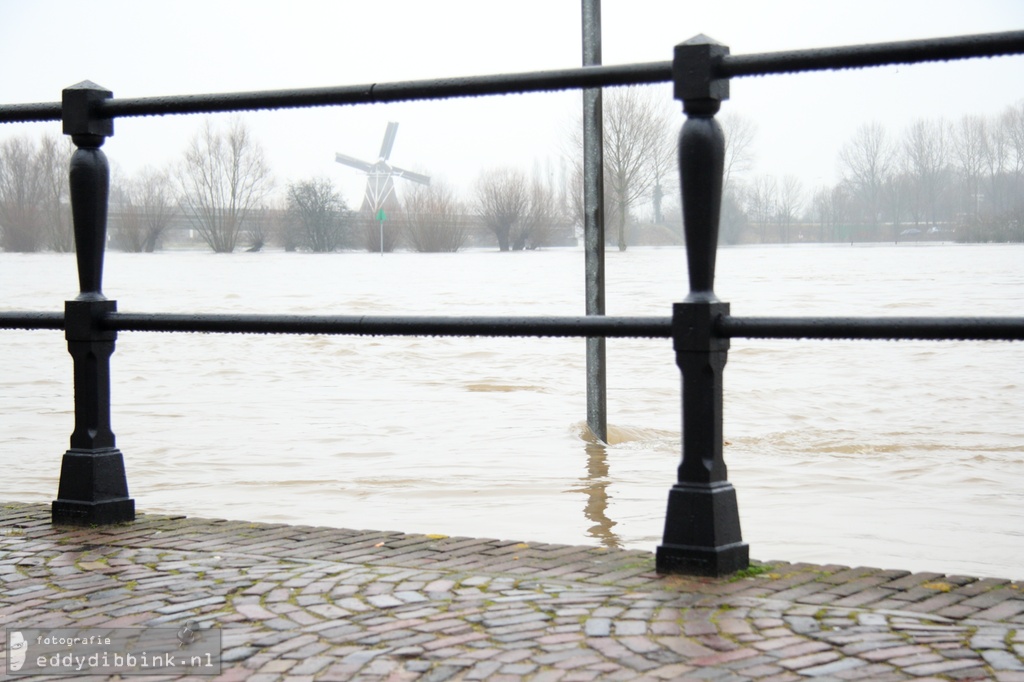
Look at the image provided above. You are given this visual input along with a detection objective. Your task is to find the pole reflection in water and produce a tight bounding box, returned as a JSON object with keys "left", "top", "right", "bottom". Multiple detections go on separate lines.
{"left": 575, "top": 436, "right": 621, "bottom": 549}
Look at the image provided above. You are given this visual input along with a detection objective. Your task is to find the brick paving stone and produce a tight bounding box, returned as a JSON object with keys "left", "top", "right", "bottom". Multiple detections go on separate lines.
{"left": 772, "top": 640, "right": 833, "bottom": 658}
{"left": 696, "top": 634, "right": 741, "bottom": 652}
{"left": 890, "top": 652, "right": 944, "bottom": 666}
{"left": 995, "top": 673, "right": 1024, "bottom": 682}
{"left": 903, "top": 658, "right": 988, "bottom": 676}
{"left": 777, "top": 650, "right": 842, "bottom": 670}
{"left": 753, "top": 635, "right": 808, "bottom": 652}
{"left": 614, "top": 620, "right": 648, "bottom": 636}
{"left": 649, "top": 621, "right": 680, "bottom": 636}
{"left": 957, "top": 577, "right": 1011, "bottom": 596}
{"left": 973, "top": 599, "right": 1024, "bottom": 621}
{"left": 690, "top": 648, "right": 762, "bottom": 667}
{"left": 984, "top": 649, "right": 1024, "bottom": 671}
{"left": 684, "top": 619, "right": 718, "bottom": 636}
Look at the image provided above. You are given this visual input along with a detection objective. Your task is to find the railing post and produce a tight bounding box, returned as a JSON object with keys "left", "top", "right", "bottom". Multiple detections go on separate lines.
{"left": 656, "top": 36, "right": 748, "bottom": 576}
{"left": 51, "top": 81, "right": 135, "bottom": 526}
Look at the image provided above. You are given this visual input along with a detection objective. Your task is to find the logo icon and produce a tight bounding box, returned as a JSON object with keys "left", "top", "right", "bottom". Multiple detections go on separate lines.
{"left": 176, "top": 621, "right": 200, "bottom": 649}
{"left": 9, "top": 631, "right": 27, "bottom": 671}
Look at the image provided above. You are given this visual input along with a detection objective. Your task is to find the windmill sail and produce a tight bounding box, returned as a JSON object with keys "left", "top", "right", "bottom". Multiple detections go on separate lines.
{"left": 379, "top": 121, "right": 399, "bottom": 160}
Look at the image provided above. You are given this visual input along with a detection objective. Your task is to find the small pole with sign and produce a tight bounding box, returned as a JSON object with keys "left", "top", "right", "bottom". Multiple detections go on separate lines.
{"left": 376, "top": 208, "right": 386, "bottom": 256}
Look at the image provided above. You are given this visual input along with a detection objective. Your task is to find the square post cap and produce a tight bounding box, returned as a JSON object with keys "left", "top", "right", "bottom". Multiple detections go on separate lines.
{"left": 674, "top": 35, "right": 730, "bottom": 105}
{"left": 63, "top": 81, "right": 114, "bottom": 138}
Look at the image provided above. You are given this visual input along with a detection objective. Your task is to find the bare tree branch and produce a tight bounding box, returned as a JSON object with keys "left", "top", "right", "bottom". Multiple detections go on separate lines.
{"left": 177, "top": 117, "right": 273, "bottom": 253}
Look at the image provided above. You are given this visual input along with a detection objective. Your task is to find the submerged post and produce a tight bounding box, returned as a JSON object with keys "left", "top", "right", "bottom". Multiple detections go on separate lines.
{"left": 582, "top": 0, "right": 607, "bottom": 442}
{"left": 656, "top": 36, "right": 748, "bottom": 576}
{"left": 52, "top": 81, "right": 135, "bottom": 526}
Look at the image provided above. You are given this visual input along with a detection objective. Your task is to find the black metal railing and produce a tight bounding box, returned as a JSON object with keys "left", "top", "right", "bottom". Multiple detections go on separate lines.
{"left": 2, "top": 29, "right": 1023, "bottom": 576}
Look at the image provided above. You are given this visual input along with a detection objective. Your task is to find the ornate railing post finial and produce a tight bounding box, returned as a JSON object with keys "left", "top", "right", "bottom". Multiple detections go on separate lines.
{"left": 656, "top": 36, "right": 748, "bottom": 576}
{"left": 52, "top": 81, "right": 134, "bottom": 526}
{"left": 674, "top": 34, "right": 729, "bottom": 301}
{"left": 63, "top": 80, "right": 113, "bottom": 300}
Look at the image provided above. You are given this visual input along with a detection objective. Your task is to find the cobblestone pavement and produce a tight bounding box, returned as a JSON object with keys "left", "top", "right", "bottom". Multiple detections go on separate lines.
{"left": 1, "top": 502, "right": 1023, "bottom": 681}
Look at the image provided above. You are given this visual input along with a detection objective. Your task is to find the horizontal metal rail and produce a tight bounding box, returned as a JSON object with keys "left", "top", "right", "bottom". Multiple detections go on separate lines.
{"left": 104, "top": 313, "right": 673, "bottom": 338}
{"left": 7, "top": 310, "right": 1024, "bottom": 342}
{"left": 721, "top": 30, "right": 1024, "bottom": 78}
{"left": 0, "top": 63, "right": 672, "bottom": 123}
{"left": 719, "top": 316, "right": 1024, "bottom": 341}
{"left": 0, "top": 312, "right": 65, "bottom": 330}
{"left": 2, "top": 30, "right": 1022, "bottom": 125}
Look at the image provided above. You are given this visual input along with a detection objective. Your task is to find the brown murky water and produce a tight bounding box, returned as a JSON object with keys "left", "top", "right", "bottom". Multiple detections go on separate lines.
{"left": 2, "top": 244, "right": 1021, "bottom": 578}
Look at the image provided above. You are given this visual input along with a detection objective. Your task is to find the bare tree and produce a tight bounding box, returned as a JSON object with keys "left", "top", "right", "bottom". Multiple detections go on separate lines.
{"left": 474, "top": 167, "right": 530, "bottom": 251}
{"left": 839, "top": 122, "right": 894, "bottom": 232}
{"left": 884, "top": 172, "right": 913, "bottom": 238}
{"left": 775, "top": 175, "right": 804, "bottom": 243}
{"left": 712, "top": 114, "right": 758, "bottom": 244}
{"left": 111, "top": 183, "right": 146, "bottom": 252}
{"left": 745, "top": 174, "right": 777, "bottom": 243}
{"left": 720, "top": 113, "right": 757, "bottom": 195}
{"left": 984, "top": 111, "right": 1011, "bottom": 219}
{"left": 603, "top": 86, "right": 674, "bottom": 250}
{"left": 649, "top": 113, "right": 680, "bottom": 226}
{"left": 1000, "top": 101, "right": 1024, "bottom": 238}
{"left": 0, "top": 135, "right": 44, "bottom": 252}
{"left": 243, "top": 205, "right": 272, "bottom": 251}
{"left": 178, "top": 117, "right": 273, "bottom": 253}
{"left": 286, "top": 176, "right": 348, "bottom": 252}
{"left": 516, "top": 175, "right": 561, "bottom": 250}
{"left": 1003, "top": 100, "right": 1024, "bottom": 180}
{"left": 812, "top": 185, "right": 835, "bottom": 242}
{"left": 719, "top": 183, "right": 748, "bottom": 244}
{"left": 901, "top": 118, "right": 951, "bottom": 227}
{"left": 400, "top": 180, "right": 468, "bottom": 252}
{"left": 36, "top": 134, "right": 74, "bottom": 252}
{"left": 952, "top": 115, "right": 988, "bottom": 223}
{"left": 113, "top": 166, "right": 176, "bottom": 252}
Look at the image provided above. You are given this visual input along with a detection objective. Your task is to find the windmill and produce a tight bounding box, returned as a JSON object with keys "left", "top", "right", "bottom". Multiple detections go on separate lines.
{"left": 335, "top": 121, "right": 430, "bottom": 218}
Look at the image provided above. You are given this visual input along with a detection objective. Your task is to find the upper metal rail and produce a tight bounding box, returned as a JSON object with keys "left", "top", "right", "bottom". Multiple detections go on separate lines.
{"left": 0, "top": 63, "right": 672, "bottom": 123}
{"left": 2, "top": 30, "right": 1023, "bottom": 124}
{"left": 720, "top": 30, "right": 1024, "bottom": 77}
{"left": 3, "top": 311, "right": 1023, "bottom": 342}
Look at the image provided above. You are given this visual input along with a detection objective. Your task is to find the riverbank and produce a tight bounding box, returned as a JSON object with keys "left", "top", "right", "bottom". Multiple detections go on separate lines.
{"left": 2, "top": 502, "right": 1022, "bottom": 680}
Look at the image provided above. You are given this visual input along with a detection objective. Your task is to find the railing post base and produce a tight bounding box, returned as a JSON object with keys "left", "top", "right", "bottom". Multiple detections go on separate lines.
{"left": 656, "top": 482, "right": 747, "bottom": 576}
{"left": 54, "top": 297, "right": 134, "bottom": 526}
{"left": 52, "top": 448, "right": 134, "bottom": 525}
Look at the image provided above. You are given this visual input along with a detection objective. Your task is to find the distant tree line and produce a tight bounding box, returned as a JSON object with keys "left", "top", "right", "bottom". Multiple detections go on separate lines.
{"left": 722, "top": 101, "right": 1024, "bottom": 244}
{"left": 0, "top": 134, "right": 74, "bottom": 252}
{"left": 3, "top": 92, "right": 1022, "bottom": 254}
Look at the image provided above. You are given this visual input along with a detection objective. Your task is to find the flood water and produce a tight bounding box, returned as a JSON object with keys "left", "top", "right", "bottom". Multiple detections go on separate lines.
{"left": 1, "top": 243, "right": 1022, "bottom": 580}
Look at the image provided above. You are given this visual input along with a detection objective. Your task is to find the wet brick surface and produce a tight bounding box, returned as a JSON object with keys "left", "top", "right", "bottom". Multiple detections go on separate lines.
{"left": 1, "top": 502, "right": 1022, "bottom": 680}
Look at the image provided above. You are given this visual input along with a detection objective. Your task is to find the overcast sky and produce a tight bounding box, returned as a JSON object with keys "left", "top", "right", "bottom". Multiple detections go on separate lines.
{"left": 2, "top": 0, "right": 1023, "bottom": 209}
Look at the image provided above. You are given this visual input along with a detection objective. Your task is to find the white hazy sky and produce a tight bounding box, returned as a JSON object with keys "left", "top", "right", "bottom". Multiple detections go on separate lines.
{"left": 2, "top": 0, "right": 1023, "bottom": 208}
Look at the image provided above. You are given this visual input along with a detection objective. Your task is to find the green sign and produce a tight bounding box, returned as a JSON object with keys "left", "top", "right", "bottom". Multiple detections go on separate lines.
{"left": 376, "top": 209, "right": 386, "bottom": 221}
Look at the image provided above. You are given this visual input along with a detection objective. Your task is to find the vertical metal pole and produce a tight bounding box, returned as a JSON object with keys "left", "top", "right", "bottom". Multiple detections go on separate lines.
{"left": 582, "top": 0, "right": 607, "bottom": 442}
{"left": 656, "top": 36, "right": 747, "bottom": 576}
{"left": 52, "top": 80, "right": 135, "bottom": 526}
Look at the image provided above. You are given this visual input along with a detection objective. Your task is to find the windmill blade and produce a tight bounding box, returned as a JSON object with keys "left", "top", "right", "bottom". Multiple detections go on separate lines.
{"left": 335, "top": 152, "right": 373, "bottom": 172}
{"left": 390, "top": 164, "right": 431, "bottom": 186}
{"left": 379, "top": 122, "right": 399, "bottom": 160}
